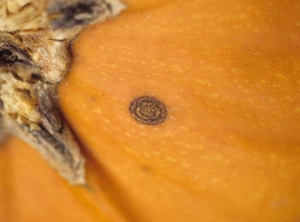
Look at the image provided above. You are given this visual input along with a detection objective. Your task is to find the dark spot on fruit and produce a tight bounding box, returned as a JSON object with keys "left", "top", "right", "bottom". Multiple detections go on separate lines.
{"left": 129, "top": 96, "right": 167, "bottom": 125}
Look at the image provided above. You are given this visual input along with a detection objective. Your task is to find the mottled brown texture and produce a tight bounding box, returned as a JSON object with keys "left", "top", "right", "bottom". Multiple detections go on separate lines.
{"left": 0, "top": 0, "right": 125, "bottom": 184}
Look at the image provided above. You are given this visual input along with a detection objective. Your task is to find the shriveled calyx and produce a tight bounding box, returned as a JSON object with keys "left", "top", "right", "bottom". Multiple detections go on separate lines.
{"left": 0, "top": 0, "right": 126, "bottom": 185}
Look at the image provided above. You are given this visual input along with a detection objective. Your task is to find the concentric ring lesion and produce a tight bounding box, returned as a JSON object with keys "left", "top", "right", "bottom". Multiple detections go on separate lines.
{"left": 129, "top": 96, "right": 168, "bottom": 125}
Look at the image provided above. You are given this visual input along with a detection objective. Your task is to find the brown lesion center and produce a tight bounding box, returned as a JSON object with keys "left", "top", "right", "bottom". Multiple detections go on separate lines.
{"left": 129, "top": 96, "right": 168, "bottom": 125}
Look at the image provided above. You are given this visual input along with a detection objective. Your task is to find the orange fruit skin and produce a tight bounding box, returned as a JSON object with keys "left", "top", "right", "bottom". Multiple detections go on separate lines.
{"left": 1, "top": 0, "right": 300, "bottom": 221}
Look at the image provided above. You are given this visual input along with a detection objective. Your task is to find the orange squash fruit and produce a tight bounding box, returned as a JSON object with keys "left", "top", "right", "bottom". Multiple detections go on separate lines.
{"left": 1, "top": 0, "right": 300, "bottom": 221}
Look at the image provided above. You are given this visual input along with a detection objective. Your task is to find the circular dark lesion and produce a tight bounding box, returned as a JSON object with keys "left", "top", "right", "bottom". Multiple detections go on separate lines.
{"left": 129, "top": 96, "right": 167, "bottom": 125}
